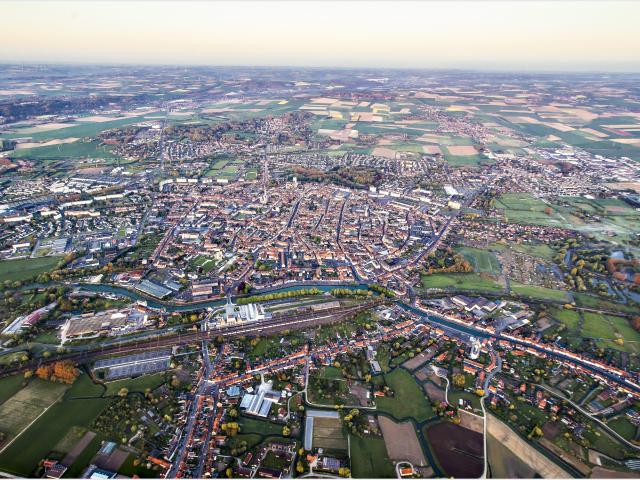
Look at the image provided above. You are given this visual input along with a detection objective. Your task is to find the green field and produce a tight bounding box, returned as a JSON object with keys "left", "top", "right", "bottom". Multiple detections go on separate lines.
{"left": 607, "top": 416, "right": 637, "bottom": 442}
{"left": 62, "top": 433, "right": 104, "bottom": 478}
{"left": 0, "top": 256, "right": 62, "bottom": 282}
{"left": 581, "top": 312, "right": 616, "bottom": 340}
{"left": 0, "top": 375, "right": 27, "bottom": 405}
{"left": 420, "top": 273, "right": 503, "bottom": 293}
{"left": 444, "top": 154, "right": 484, "bottom": 166}
{"left": 496, "top": 193, "right": 568, "bottom": 227}
{"left": 495, "top": 193, "right": 640, "bottom": 242}
{"left": 0, "top": 379, "right": 68, "bottom": 440}
{"left": 491, "top": 241, "right": 556, "bottom": 261}
{"left": 456, "top": 247, "right": 501, "bottom": 274}
{"left": 375, "top": 369, "right": 433, "bottom": 422}
{"left": 220, "top": 165, "right": 239, "bottom": 175}
{"left": 510, "top": 282, "right": 569, "bottom": 302}
{"left": 349, "top": 435, "right": 395, "bottom": 478}
{"left": 574, "top": 293, "right": 639, "bottom": 315}
{"left": 0, "top": 377, "right": 109, "bottom": 475}
{"left": 579, "top": 313, "right": 640, "bottom": 353}
{"left": 9, "top": 140, "right": 117, "bottom": 161}
{"left": 551, "top": 308, "right": 581, "bottom": 331}
{"left": 320, "top": 366, "right": 344, "bottom": 380}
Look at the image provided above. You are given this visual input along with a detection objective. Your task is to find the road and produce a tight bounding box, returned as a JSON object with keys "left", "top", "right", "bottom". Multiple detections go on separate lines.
{"left": 193, "top": 342, "right": 221, "bottom": 478}
{"left": 168, "top": 339, "right": 220, "bottom": 478}
{"left": 534, "top": 383, "right": 640, "bottom": 452}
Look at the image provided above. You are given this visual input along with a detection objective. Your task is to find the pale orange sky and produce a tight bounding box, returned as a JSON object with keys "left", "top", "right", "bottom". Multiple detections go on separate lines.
{"left": 1, "top": 0, "right": 639, "bottom": 71}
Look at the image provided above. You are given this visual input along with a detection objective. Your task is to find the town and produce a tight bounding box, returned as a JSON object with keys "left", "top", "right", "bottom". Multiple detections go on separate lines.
{"left": 0, "top": 64, "right": 640, "bottom": 479}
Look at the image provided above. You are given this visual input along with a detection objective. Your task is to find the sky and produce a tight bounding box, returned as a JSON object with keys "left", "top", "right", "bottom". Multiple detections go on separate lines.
{"left": 1, "top": 0, "right": 639, "bottom": 72}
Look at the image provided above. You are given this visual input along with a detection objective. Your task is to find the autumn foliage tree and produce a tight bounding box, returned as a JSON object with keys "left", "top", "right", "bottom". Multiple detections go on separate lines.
{"left": 35, "top": 361, "right": 79, "bottom": 384}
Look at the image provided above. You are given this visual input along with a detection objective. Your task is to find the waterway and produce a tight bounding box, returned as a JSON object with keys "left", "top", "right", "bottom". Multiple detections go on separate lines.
{"left": 75, "top": 282, "right": 370, "bottom": 312}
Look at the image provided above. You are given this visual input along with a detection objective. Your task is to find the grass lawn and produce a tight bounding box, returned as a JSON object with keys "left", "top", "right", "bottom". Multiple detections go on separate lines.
{"left": 582, "top": 425, "right": 628, "bottom": 460}
{"left": 0, "top": 256, "right": 62, "bottom": 282}
{"left": 349, "top": 435, "right": 395, "bottom": 478}
{"left": 103, "top": 373, "right": 166, "bottom": 396}
{"left": 510, "top": 282, "right": 569, "bottom": 302}
{"left": 456, "top": 247, "right": 501, "bottom": 274}
{"left": 579, "top": 313, "right": 640, "bottom": 353}
{"left": 0, "top": 378, "right": 109, "bottom": 475}
{"left": 375, "top": 349, "right": 391, "bottom": 374}
{"left": 375, "top": 369, "right": 433, "bottom": 422}
{"left": 32, "top": 331, "right": 61, "bottom": 344}
{"left": 420, "top": 273, "right": 503, "bottom": 293}
{"left": 226, "top": 433, "right": 266, "bottom": 451}
{"left": 238, "top": 416, "right": 283, "bottom": 436}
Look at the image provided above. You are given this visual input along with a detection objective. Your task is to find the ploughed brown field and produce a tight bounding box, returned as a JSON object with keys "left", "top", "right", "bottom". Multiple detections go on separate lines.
{"left": 425, "top": 422, "right": 483, "bottom": 478}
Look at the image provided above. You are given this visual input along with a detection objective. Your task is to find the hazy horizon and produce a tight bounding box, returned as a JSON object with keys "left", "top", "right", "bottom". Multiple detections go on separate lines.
{"left": 2, "top": 0, "right": 640, "bottom": 72}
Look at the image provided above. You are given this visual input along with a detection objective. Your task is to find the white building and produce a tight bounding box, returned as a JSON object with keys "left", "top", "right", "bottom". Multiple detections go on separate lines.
{"left": 214, "top": 297, "right": 267, "bottom": 326}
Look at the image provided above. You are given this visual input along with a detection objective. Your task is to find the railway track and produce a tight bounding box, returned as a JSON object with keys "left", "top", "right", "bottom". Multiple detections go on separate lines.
{"left": 0, "top": 300, "right": 384, "bottom": 379}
